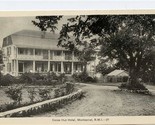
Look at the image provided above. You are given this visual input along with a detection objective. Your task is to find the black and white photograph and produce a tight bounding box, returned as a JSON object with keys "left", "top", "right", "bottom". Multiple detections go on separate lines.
{"left": 1, "top": 12, "right": 155, "bottom": 119}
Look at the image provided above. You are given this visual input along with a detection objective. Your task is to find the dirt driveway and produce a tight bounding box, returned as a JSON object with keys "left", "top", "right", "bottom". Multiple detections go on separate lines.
{"left": 34, "top": 83, "right": 155, "bottom": 116}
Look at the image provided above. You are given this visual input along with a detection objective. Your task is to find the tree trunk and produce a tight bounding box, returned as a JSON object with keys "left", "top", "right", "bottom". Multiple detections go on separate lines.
{"left": 129, "top": 68, "right": 140, "bottom": 85}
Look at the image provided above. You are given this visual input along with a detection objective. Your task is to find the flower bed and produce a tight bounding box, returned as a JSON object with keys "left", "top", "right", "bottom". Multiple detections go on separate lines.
{"left": 0, "top": 89, "right": 83, "bottom": 117}
{"left": 118, "top": 83, "right": 152, "bottom": 95}
{"left": 0, "top": 82, "right": 75, "bottom": 113}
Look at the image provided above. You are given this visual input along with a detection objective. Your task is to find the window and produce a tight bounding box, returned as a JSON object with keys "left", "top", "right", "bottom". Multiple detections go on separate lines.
{"left": 18, "top": 63, "right": 24, "bottom": 73}
{"left": 7, "top": 47, "right": 11, "bottom": 56}
{"left": 24, "top": 49, "right": 28, "bottom": 55}
{"left": 50, "top": 63, "right": 53, "bottom": 71}
{"left": 35, "top": 49, "right": 42, "bottom": 55}
{"left": 18, "top": 48, "right": 24, "bottom": 55}
{"left": 55, "top": 63, "right": 61, "bottom": 72}
{"left": 18, "top": 48, "right": 30, "bottom": 55}
{"left": 65, "top": 51, "right": 72, "bottom": 60}
{"left": 50, "top": 51, "right": 53, "bottom": 59}
{"left": 43, "top": 50, "right": 48, "bottom": 59}
{"left": 29, "top": 49, "right": 33, "bottom": 55}
{"left": 54, "top": 51, "right": 61, "bottom": 56}
{"left": 58, "top": 63, "right": 61, "bottom": 72}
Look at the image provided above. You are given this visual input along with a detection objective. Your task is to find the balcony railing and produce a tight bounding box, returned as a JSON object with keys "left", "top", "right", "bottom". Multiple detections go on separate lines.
{"left": 17, "top": 54, "right": 79, "bottom": 61}
{"left": 18, "top": 55, "right": 35, "bottom": 60}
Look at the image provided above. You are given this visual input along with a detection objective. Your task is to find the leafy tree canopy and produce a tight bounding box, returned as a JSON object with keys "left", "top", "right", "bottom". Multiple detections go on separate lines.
{"left": 0, "top": 50, "right": 3, "bottom": 64}
{"left": 32, "top": 15, "right": 155, "bottom": 84}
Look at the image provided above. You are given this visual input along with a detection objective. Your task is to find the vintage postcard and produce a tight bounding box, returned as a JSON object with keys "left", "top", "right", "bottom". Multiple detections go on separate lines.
{"left": 0, "top": 10, "right": 155, "bottom": 125}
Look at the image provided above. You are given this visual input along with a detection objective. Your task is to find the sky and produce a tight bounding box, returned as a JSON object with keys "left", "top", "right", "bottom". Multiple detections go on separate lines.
{"left": 0, "top": 16, "right": 68, "bottom": 48}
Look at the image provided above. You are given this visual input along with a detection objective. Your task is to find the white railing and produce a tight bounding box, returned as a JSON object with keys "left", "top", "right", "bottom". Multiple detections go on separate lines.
{"left": 17, "top": 55, "right": 79, "bottom": 61}
{"left": 18, "top": 55, "right": 35, "bottom": 60}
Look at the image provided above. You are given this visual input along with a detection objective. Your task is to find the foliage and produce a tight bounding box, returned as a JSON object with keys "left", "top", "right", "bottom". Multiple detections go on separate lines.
{"left": 85, "top": 76, "right": 98, "bottom": 83}
{"left": 32, "top": 16, "right": 96, "bottom": 66}
{"left": 118, "top": 82, "right": 150, "bottom": 94}
{"left": 32, "top": 16, "right": 62, "bottom": 32}
{"left": 65, "top": 82, "right": 75, "bottom": 94}
{"left": 98, "top": 15, "right": 155, "bottom": 85}
{"left": 119, "top": 82, "right": 147, "bottom": 90}
{"left": 45, "top": 72, "right": 58, "bottom": 81}
{"left": 0, "top": 49, "right": 3, "bottom": 64}
{"left": 19, "top": 72, "right": 67, "bottom": 85}
{"left": 0, "top": 102, "right": 17, "bottom": 112}
{"left": 72, "top": 71, "right": 97, "bottom": 83}
{"left": 96, "top": 60, "right": 116, "bottom": 76}
{"left": 32, "top": 15, "right": 155, "bottom": 88}
{"left": 54, "top": 88, "right": 62, "bottom": 98}
{"left": 58, "top": 73, "right": 67, "bottom": 83}
{"left": 5, "top": 85, "right": 23, "bottom": 104}
{"left": 0, "top": 74, "right": 18, "bottom": 86}
{"left": 0, "top": 50, "right": 3, "bottom": 74}
{"left": 54, "top": 82, "right": 75, "bottom": 98}
{"left": 38, "top": 87, "right": 51, "bottom": 100}
{"left": 72, "top": 71, "right": 88, "bottom": 82}
{"left": 27, "top": 88, "right": 37, "bottom": 103}
{"left": 139, "top": 52, "right": 155, "bottom": 84}
{"left": 19, "top": 72, "right": 43, "bottom": 84}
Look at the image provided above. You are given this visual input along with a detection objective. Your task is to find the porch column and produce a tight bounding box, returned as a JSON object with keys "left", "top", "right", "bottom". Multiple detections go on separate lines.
{"left": 16, "top": 48, "right": 18, "bottom": 58}
{"left": 48, "top": 50, "right": 50, "bottom": 60}
{"left": 16, "top": 60, "right": 18, "bottom": 76}
{"left": 33, "top": 49, "right": 35, "bottom": 58}
{"left": 53, "top": 62, "right": 55, "bottom": 72}
{"left": 33, "top": 60, "right": 35, "bottom": 73}
{"left": 52, "top": 51, "right": 54, "bottom": 60}
{"left": 11, "top": 60, "right": 13, "bottom": 74}
{"left": 62, "top": 50, "right": 64, "bottom": 60}
{"left": 71, "top": 62, "right": 74, "bottom": 74}
{"left": 61, "top": 61, "right": 64, "bottom": 73}
{"left": 48, "top": 50, "right": 50, "bottom": 72}
{"left": 48, "top": 61, "right": 50, "bottom": 72}
{"left": 13, "top": 60, "right": 16, "bottom": 76}
{"left": 72, "top": 51, "right": 74, "bottom": 60}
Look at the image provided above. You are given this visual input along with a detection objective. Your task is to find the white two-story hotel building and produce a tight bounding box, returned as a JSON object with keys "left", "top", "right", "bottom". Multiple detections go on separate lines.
{"left": 2, "top": 30, "right": 86, "bottom": 76}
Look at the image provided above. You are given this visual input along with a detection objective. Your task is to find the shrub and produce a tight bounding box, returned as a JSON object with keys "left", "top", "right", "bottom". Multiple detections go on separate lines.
{"left": 27, "top": 88, "right": 37, "bottom": 103}
{"left": 19, "top": 73, "right": 45, "bottom": 84}
{"left": 53, "top": 82, "right": 75, "bottom": 98}
{"left": 5, "top": 85, "right": 23, "bottom": 104}
{"left": 72, "top": 71, "right": 88, "bottom": 82}
{"left": 0, "top": 74, "right": 18, "bottom": 86}
{"left": 118, "top": 82, "right": 150, "bottom": 94}
{"left": 57, "top": 73, "right": 66, "bottom": 84}
{"left": 19, "top": 72, "right": 35, "bottom": 84}
{"left": 46, "top": 72, "right": 67, "bottom": 85}
{"left": 19, "top": 72, "right": 67, "bottom": 85}
{"left": 119, "top": 83, "right": 148, "bottom": 90}
{"left": 54, "top": 88, "right": 61, "bottom": 98}
{"left": 65, "top": 82, "right": 75, "bottom": 94}
{"left": 38, "top": 87, "right": 51, "bottom": 100}
{"left": 85, "top": 76, "right": 98, "bottom": 83}
{"left": 72, "top": 71, "right": 97, "bottom": 83}
{"left": 0, "top": 102, "right": 17, "bottom": 112}
{"left": 54, "top": 85, "right": 66, "bottom": 98}
{"left": 46, "top": 72, "right": 58, "bottom": 80}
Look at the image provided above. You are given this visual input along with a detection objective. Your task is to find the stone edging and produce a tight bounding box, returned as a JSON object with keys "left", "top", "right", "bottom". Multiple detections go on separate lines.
{"left": 0, "top": 89, "right": 83, "bottom": 117}
{"left": 119, "top": 89, "right": 152, "bottom": 95}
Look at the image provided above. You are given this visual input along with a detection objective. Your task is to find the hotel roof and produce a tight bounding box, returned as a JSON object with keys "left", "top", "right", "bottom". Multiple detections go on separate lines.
{"left": 2, "top": 30, "right": 66, "bottom": 50}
